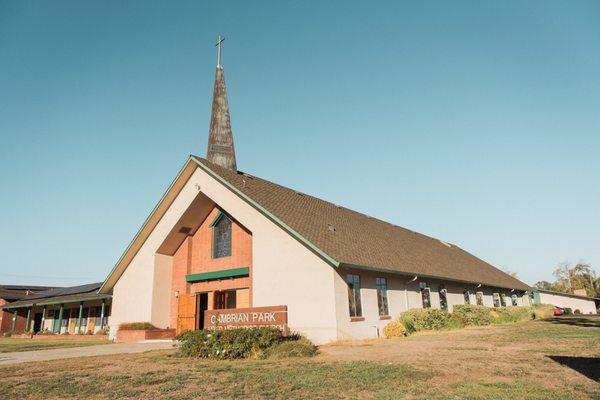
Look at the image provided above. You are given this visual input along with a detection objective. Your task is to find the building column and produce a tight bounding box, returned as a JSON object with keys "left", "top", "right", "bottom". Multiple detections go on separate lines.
{"left": 57, "top": 304, "right": 64, "bottom": 334}
{"left": 76, "top": 302, "right": 83, "bottom": 334}
{"left": 41, "top": 306, "right": 46, "bottom": 332}
{"left": 25, "top": 308, "right": 31, "bottom": 332}
{"left": 11, "top": 310, "right": 17, "bottom": 332}
{"left": 99, "top": 299, "right": 106, "bottom": 330}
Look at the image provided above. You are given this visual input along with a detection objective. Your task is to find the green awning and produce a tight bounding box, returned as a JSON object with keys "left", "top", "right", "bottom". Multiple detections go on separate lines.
{"left": 186, "top": 267, "right": 249, "bottom": 283}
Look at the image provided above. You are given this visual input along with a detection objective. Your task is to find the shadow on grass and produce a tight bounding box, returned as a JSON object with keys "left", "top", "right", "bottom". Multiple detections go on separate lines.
{"left": 543, "top": 316, "right": 600, "bottom": 328}
{"left": 547, "top": 355, "right": 600, "bottom": 382}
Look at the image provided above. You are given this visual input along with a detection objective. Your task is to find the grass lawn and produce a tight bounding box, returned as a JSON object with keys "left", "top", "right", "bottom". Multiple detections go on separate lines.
{"left": 0, "top": 317, "right": 598, "bottom": 399}
{"left": 0, "top": 338, "right": 111, "bottom": 353}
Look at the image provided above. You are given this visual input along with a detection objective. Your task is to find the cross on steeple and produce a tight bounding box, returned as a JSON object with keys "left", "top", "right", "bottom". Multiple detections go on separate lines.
{"left": 216, "top": 36, "right": 225, "bottom": 68}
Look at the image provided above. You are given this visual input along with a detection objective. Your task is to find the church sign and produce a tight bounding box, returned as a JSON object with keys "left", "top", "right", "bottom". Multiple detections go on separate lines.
{"left": 204, "top": 305, "right": 288, "bottom": 331}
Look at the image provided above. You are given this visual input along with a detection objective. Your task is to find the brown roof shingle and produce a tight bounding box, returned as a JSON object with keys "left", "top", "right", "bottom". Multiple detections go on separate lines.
{"left": 193, "top": 156, "right": 531, "bottom": 291}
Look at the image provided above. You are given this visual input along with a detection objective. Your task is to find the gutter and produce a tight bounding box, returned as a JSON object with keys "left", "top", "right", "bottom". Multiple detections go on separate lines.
{"left": 338, "top": 262, "right": 531, "bottom": 292}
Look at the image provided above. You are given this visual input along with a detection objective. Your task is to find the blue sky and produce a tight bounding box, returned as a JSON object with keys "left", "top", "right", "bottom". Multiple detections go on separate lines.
{"left": 0, "top": 1, "right": 599, "bottom": 286}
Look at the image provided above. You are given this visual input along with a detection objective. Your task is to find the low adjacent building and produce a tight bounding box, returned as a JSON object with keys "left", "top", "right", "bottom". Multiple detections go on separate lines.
{"left": 533, "top": 289, "right": 598, "bottom": 315}
{"left": 1, "top": 283, "right": 111, "bottom": 334}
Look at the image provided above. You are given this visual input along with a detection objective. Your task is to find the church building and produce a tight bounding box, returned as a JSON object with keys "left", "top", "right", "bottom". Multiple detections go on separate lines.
{"left": 100, "top": 40, "right": 532, "bottom": 344}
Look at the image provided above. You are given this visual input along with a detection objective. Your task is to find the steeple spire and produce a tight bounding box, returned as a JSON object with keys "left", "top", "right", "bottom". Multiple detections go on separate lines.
{"left": 206, "top": 36, "right": 237, "bottom": 170}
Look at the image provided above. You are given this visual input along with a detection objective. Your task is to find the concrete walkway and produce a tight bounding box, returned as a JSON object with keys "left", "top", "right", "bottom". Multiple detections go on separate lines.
{"left": 0, "top": 341, "right": 175, "bottom": 365}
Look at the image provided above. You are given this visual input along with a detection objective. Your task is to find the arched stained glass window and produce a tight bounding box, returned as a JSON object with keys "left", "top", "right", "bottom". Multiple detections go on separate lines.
{"left": 212, "top": 213, "right": 232, "bottom": 258}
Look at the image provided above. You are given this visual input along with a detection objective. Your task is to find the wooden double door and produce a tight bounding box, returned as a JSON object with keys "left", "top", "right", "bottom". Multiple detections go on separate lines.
{"left": 177, "top": 293, "right": 209, "bottom": 334}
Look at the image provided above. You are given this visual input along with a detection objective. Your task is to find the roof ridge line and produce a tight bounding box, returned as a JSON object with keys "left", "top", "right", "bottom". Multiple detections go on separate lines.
{"left": 192, "top": 157, "right": 341, "bottom": 268}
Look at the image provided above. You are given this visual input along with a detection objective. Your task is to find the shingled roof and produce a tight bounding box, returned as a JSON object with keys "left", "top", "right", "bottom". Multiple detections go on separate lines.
{"left": 192, "top": 156, "right": 531, "bottom": 291}
{"left": 2, "top": 282, "right": 110, "bottom": 309}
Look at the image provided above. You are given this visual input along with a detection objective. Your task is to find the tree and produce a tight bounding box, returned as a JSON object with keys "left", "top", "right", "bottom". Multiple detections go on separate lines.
{"left": 570, "top": 263, "right": 598, "bottom": 297}
{"left": 534, "top": 281, "right": 553, "bottom": 290}
{"left": 546, "top": 261, "right": 598, "bottom": 297}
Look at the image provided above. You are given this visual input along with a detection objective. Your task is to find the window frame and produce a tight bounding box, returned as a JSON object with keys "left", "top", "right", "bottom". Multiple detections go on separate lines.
{"left": 420, "top": 282, "right": 431, "bottom": 308}
{"left": 475, "top": 291, "right": 484, "bottom": 306}
{"left": 438, "top": 285, "right": 448, "bottom": 311}
{"left": 211, "top": 212, "right": 233, "bottom": 259}
{"left": 346, "top": 274, "right": 362, "bottom": 318}
{"left": 463, "top": 290, "right": 471, "bottom": 305}
{"left": 214, "top": 290, "right": 237, "bottom": 310}
{"left": 492, "top": 293, "right": 501, "bottom": 308}
{"left": 375, "top": 277, "right": 389, "bottom": 316}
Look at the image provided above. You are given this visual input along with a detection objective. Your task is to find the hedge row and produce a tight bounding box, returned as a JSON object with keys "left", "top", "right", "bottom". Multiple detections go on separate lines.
{"left": 177, "top": 327, "right": 316, "bottom": 360}
{"left": 386, "top": 304, "right": 554, "bottom": 338}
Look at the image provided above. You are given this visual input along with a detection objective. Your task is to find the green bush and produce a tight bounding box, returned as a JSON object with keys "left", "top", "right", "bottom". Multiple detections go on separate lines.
{"left": 262, "top": 337, "right": 317, "bottom": 359}
{"left": 177, "top": 327, "right": 285, "bottom": 359}
{"left": 118, "top": 322, "right": 157, "bottom": 330}
{"left": 399, "top": 308, "right": 452, "bottom": 334}
{"left": 383, "top": 321, "right": 407, "bottom": 338}
{"left": 97, "top": 326, "right": 110, "bottom": 335}
{"left": 563, "top": 308, "right": 573, "bottom": 315}
{"left": 533, "top": 304, "right": 554, "bottom": 320}
{"left": 490, "top": 307, "right": 534, "bottom": 324}
{"left": 452, "top": 305, "right": 492, "bottom": 326}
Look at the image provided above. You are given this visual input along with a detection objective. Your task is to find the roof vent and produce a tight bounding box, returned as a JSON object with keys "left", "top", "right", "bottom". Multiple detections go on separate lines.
{"left": 179, "top": 227, "right": 192, "bottom": 235}
{"left": 328, "top": 224, "right": 336, "bottom": 232}
{"left": 439, "top": 240, "right": 452, "bottom": 248}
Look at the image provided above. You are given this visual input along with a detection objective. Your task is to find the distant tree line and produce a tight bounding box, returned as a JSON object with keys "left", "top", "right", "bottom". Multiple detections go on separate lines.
{"left": 534, "top": 262, "right": 599, "bottom": 298}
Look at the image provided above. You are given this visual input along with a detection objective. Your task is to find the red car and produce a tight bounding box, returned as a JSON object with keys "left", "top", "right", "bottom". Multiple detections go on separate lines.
{"left": 554, "top": 306, "right": 565, "bottom": 316}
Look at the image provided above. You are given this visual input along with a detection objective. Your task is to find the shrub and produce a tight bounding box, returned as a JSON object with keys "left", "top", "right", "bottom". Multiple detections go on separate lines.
{"left": 399, "top": 308, "right": 452, "bottom": 334}
{"left": 97, "top": 326, "right": 110, "bottom": 335}
{"left": 574, "top": 309, "right": 581, "bottom": 315}
{"left": 118, "top": 322, "right": 157, "bottom": 331}
{"left": 532, "top": 304, "right": 554, "bottom": 320}
{"left": 262, "top": 337, "right": 317, "bottom": 359}
{"left": 452, "top": 305, "right": 492, "bottom": 326}
{"left": 383, "top": 321, "right": 407, "bottom": 338}
{"left": 39, "top": 329, "right": 55, "bottom": 335}
{"left": 3, "top": 331, "right": 11, "bottom": 338}
{"left": 490, "top": 307, "right": 534, "bottom": 324}
{"left": 563, "top": 308, "right": 573, "bottom": 315}
{"left": 177, "top": 327, "right": 285, "bottom": 359}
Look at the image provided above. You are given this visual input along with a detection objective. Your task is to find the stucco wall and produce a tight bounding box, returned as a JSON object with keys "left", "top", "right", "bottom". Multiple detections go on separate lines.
{"left": 111, "top": 166, "right": 339, "bottom": 344}
{"left": 195, "top": 167, "right": 339, "bottom": 344}
{"left": 538, "top": 292, "right": 597, "bottom": 314}
{"left": 334, "top": 267, "right": 528, "bottom": 340}
{"left": 151, "top": 254, "right": 173, "bottom": 328}
{"left": 110, "top": 171, "right": 206, "bottom": 338}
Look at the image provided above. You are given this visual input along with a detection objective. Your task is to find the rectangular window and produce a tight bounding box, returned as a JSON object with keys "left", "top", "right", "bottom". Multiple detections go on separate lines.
{"left": 376, "top": 277, "right": 389, "bottom": 316}
{"left": 439, "top": 285, "right": 448, "bottom": 311}
{"left": 511, "top": 294, "right": 518, "bottom": 306}
{"left": 500, "top": 294, "right": 507, "bottom": 307}
{"left": 346, "top": 274, "right": 362, "bottom": 317}
{"left": 463, "top": 290, "right": 470, "bottom": 304}
{"left": 420, "top": 282, "right": 431, "bottom": 308}
{"left": 493, "top": 293, "right": 501, "bottom": 308}
{"left": 214, "top": 290, "right": 236, "bottom": 310}
{"left": 212, "top": 214, "right": 232, "bottom": 259}
{"left": 476, "top": 291, "right": 484, "bottom": 306}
